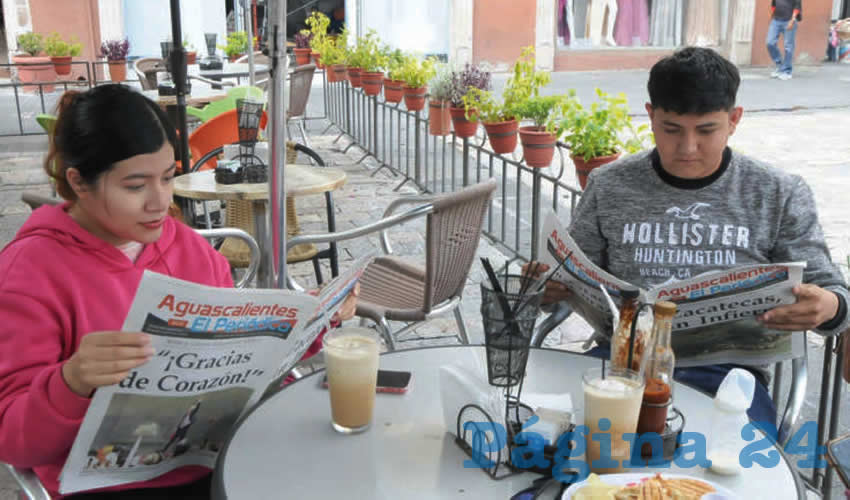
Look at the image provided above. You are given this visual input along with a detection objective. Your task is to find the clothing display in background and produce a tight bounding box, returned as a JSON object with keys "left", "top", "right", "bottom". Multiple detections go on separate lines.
{"left": 558, "top": 0, "right": 575, "bottom": 46}
{"left": 649, "top": 0, "right": 684, "bottom": 47}
{"left": 614, "top": 0, "right": 650, "bottom": 46}
{"left": 588, "top": 0, "right": 619, "bottom": 45}
{"left": 685, "top": 0, "right": 721, "bottom": 47}
{"left": 559, "top": 0, "right": 592, "bottom": 47}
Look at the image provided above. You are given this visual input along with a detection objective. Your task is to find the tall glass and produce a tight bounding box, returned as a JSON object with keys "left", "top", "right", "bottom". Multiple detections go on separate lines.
{"left": 582, "top": 366, "right": 645, "bottom": 473}
{"left": 323, "top": 327, "right": 380, "bottom": 434}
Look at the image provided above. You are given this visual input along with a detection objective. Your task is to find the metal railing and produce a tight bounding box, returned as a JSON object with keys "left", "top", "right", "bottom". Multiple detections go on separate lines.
{"left": 322, "top": 74, "right": 583, "bottom": 265}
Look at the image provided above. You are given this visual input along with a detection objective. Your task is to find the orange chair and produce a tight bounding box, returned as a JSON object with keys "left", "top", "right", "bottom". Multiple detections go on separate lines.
{"left": 188, "top": 108, "right": 269, "bottom": 172}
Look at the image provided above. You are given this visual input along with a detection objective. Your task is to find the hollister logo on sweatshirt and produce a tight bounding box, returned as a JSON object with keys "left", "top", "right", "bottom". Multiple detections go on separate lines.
{"left": 665, "top": 202, "right": 711, "bottom": 220}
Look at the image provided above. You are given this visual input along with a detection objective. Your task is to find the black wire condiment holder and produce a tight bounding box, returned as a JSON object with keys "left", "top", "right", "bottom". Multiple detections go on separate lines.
{"left": 235, "top": 98, "right": 267, "bottom": 183}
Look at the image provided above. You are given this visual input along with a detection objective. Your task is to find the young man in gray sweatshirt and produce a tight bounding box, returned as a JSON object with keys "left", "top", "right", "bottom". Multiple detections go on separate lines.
{"left": 538, "top": 47, "right": 849, "bottom": 424}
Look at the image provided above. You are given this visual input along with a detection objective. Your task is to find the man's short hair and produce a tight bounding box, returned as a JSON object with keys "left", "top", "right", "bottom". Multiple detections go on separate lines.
{"left": 648, "top": 47, "right": 740, "bottom": 114}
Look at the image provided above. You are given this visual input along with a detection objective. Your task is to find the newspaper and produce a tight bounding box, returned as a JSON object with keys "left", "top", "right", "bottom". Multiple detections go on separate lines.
{"left": 58, "top": 256, "right": 370, "bottom": 495}
{"left": 541, "top": 212, "right": 805, "bottom": 367}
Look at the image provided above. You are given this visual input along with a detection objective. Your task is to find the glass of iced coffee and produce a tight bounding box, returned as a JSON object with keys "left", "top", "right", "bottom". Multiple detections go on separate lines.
{"left": 582, "top": 366, "right": 645, "bottom": 473}
{"left": 323, "top": 327, "right": 380, "bottom": 434}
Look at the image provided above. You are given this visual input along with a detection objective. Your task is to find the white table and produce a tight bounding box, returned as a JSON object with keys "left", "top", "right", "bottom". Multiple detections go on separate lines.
{"left": 212, "top": 347, "right": 804, "bottom": 499}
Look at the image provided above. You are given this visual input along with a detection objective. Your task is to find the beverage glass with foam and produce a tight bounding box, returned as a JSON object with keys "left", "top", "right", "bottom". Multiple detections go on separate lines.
{"left": 323, "top": 327, "right": 380, "bottom": 434}
{"left": 582, "top": 366, "right": 644, "bottom": 473}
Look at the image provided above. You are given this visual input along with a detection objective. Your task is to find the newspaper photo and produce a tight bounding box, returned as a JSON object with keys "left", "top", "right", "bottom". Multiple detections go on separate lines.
{"left": 59, "top": 256, "right": 370, "bottom": 495}
{"left": 541, "top": 212, "right": 805, "bottom": 367}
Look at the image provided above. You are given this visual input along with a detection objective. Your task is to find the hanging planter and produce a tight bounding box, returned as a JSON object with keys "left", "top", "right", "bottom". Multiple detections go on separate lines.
{"left": 519, "top": 126, "right": 557, "bottom": 168}
{"left": 311, "top": 51, "right": 322, "bottom": 68}
{"left": 449, "top": 106, "right": 479, "bottom": 138}
{"left": 330, "top": 64, "right": 346, "bottom": 83}
{"left": 107, "top": 60, "right": 127, "bottom": 82}
{"left": 483, "top": 119, "right": 519, "bottom": 155}
{"left": 384, "top": 79, "right": 404, "bottom": 103}
{"left": 428, "top": 99, "right": 452, "bottom": 136}
{"left": 294, "top": 48, "right": 312, "bottom": 66}
{"left": 361, "top": 71, "right": 384, "bottom": 96}
{"left": 347, "top": 67, "right": 363, "bottom": 88}
{"left": 403, "top": 85, "right": 426, "bottom": 111}
{"left": 186, "top": 51, "right": 197, "bottom": 65}
{"left": 49, "top": 56, "right": 72, "bottom": 75}
{"left": 573, "top": 152, "right": 620, "bottom": 189}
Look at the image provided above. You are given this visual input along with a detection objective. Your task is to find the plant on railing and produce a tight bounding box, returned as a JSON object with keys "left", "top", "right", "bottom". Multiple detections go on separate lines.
{"left": 502, "top": 46, "right": 551, "bottom": 119}
{"left": 427, "top": 63, "right": 454, "bottom": 135}
{"left": 382, "top": 45, "right": 403, "bottom": 77}
{"left": 218, "top": 31, "right": 250, "bottom": 60}
{"left": 515, "top": 95, "right": 569, "bottom": 167}
{"left": 461, "top": 88, "right": 506, "bottom": 123}
{"left": 429, "top": 64, "right": 453, "bottom": 102}
{"left": 560, "top": 88, "right": 652, "bottom": 161}
{"left": 397, "top": 54, "right": 435, "bottom": 89}
{"left": 100, "top": 38, "right": 129, "bottom": 61}
{"left": 305, "top": 10, "right": 330, "bottom": 51}
{"left": 294, "top": 30, "right": 313, "bottom": 49}
{"left": 448, "top": 64, "right": 491, "bottom": 108}
{"left": 44, "top": 32, "right": 82, "bottom": 58}
{"left": 16, "top": 32, "right": 44, "bottom": 56}
{"left": 316, "top": 36, "right": 345, "bottom": 65}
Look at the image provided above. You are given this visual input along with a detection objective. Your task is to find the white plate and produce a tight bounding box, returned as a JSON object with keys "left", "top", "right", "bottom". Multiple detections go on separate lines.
{"left": 562, "top": 472, "right": 739, "bottom": 499}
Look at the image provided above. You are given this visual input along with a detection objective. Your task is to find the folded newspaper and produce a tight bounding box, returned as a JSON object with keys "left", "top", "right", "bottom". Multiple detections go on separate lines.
{"left": 59, "top": 256, "right": 370, "bottom": 494}
{"left": 541, "top": 212, "right": 805, "bottom": 367}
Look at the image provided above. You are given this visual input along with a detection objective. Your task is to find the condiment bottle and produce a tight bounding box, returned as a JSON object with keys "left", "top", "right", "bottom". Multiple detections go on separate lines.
{"left": 610, "top": 289, "right": 640, "bottom": 371}
{"left": 637, "top": 301, "right": 677, "bottom": 436}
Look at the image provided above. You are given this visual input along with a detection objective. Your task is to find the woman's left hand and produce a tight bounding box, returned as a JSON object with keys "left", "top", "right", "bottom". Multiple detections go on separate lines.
{"left": 331, "top": 283, "right": 360, "bottom": 323}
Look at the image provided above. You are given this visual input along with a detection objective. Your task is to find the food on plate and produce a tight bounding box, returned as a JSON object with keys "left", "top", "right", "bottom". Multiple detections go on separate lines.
{"left": 574, "top": 473, "right": 619, "bottom": 499}
{"left": 612, "top": 473, "right": 716, "bottom": 499}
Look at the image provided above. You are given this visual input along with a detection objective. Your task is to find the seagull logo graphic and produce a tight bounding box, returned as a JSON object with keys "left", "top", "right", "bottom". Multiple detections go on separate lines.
{"left": 665, "top": 202, "right": 711, "bottom": 221}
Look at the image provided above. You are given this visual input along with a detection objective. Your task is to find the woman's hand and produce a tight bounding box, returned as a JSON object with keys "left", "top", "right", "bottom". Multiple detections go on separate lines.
{"left": 332, "top": 283, "right": 360, "bottom": 323}
{"left": 521, "top": 261, "right": 571, "bottom": 305}
{"left": 62, "top": 332, "right": 154, "bottom": 398}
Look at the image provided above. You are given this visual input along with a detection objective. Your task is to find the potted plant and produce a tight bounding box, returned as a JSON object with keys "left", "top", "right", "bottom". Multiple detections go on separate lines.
{"left": 13, "top": 32, "right": 54, "bottom": 91}
{"left": 344, "top": 30, "right": 371, "bottom": 88}
{"left": 305, "top": 11, "right": 330, "bottom": 67}
{"left": 183, "top": 38, "right": 197, "bottom": 64}
{"left": 397, "top": 54, "right": 435, "bottom": 112}
{"left": 294, "top": 30, "right": 313, "bottom": 66}
{"left": 561, "top": 89, "right": 652, "bottom": 188}
{"left": 427, "top": 64, "right": 453, "bottom": 135}
{"left": 462, "top": 88, "right": 516, "bottom": 153}
{"left": 383, "top": 48, "right": 406, "bottom": 103}
{"left": 448, "top": 64, "right": 491, "bottom": 139}
{"left": 100, "top": 38, "right": 130, "bottom": 82}
{"left": 218, "top": 31, "right": 249, "bottom": 62}
{"left": 356, "top": 31, "right": 385, "bottom": 96}
{"left": 44, "top": 32, "right": 82, "bottom": 76}
{"left": 316, "top": 36, "right": 346, "bottom": 82}
{"left": 514, "top": 95, "right": 568, "bottom": 168}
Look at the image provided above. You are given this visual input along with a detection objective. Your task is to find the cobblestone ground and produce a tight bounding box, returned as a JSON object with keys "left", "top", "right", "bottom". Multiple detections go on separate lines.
{"left": 1, "top": 108, "right": 849, "bottom": 498}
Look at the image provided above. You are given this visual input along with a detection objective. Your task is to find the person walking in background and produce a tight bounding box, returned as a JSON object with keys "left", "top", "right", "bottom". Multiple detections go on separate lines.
{"left": 767, "top": 0, "right": 802, "bottom": 80}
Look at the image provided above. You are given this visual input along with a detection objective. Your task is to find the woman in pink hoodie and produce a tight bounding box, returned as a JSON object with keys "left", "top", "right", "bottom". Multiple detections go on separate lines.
{"left": 0, "top": 85, "right": 352, "bottom": 499}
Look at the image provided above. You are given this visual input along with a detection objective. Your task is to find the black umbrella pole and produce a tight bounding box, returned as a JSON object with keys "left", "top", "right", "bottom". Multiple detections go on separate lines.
{"left": 169, "top": 0, "right": 190, "bottom": 173}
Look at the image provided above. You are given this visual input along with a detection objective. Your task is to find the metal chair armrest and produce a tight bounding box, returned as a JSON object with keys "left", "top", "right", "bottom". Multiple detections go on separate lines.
{"left": 188, "top": 75, "right": 236, "bottom": 87}
{"left": 377, "top": 195, "right": 439, "bottom": 255}
{"left": 778, "top": 339, "right": 808, "bottom": 446}
{"left": 531, "top": 302, "right": 574, "bottom": 348}
{"left": 285, "top": 202, "right": 435, "bottom": 290}
{"left": 2, "top": 462, "right": 51, "bottom": 500}
{"left": 196, "top": 228, "right": 260, "bottom": 288}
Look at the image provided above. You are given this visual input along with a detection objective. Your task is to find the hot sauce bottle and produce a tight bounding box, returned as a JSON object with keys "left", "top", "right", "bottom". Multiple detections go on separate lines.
{"left": 637, "top": 301, "right": 677, "bottom": 435}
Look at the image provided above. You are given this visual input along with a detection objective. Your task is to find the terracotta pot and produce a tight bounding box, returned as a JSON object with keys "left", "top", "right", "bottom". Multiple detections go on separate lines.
{"left": 483, "top": 119, "right": 519, "bottom": 155}
{"left": 519, "top": 126, "right": 557, "bottom": 168}
{"left": 311, "top": 51, "right": 322, "bottom": 68}
{"left": 360, "top": 71, "right": 384, "bottom": 96}
{"left": 107, "top": 60, "right": 127, "bottom": 82}
{"left": 347, "top": 66, "right": 362, "bottom": 87}
{"left": 50, "top": 56, "right": 72, "bottom": 76}
{"left": 294, "top": 48, "right": 311, "bottom": 66}
{"left": 13, "top": 55, "right": 55, "bottom": 93}
{"left": 229, "top": 54, "right": 241, "bottom": 62}
{"left": 449, "top": 106, "right": 478, "bottom": 138}
{"left": 402, "top": 85, "right": 426, "bottom": 111}
{"left": 428, "top": 99, "right": 452, "bottom": 136}
{"left": 383, "top": 79, "right": 404, "bottom": 103}
{"left": 329, "top": 64, "right": 346, "bottom": 83}
{"left": 572, "top": 152, "right": 621, "bottom": 189}
{"left": 186, "top": 51, "right": 197, "bottom": 65}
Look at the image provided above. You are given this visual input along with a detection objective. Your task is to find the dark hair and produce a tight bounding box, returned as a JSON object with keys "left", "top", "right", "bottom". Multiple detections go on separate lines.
{"left": 647, "top": 47, "right": 740, "bottom": 114}
{"left": 46, "top": 84, "right": 177, "bottom": 200}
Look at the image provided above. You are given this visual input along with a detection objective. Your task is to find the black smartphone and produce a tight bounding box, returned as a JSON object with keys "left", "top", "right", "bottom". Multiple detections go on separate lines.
{"left": 321, "top": 370, "right": 412, "bottom": 394}
{"left": 827, "top": 433, "right": 850, "bottom": 490}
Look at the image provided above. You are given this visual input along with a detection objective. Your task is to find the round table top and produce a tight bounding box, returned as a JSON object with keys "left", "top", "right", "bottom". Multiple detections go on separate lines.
{"left": 213, "top": 346, "right": 803, "bottom": 500}
{"left": 142, "top": 87, "right": 228, "bottom": 107}
{"left": 193, "top": 63, "right": 270, "bottom": 78}
{"left": 172, "top": 165, "right": 347, "bottom": 201}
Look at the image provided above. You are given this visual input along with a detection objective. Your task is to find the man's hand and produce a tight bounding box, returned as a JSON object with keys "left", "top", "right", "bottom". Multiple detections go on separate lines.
{"left": 521, "top": 261, "right": 570, "bottom": 305}
{"left": 786, "top": 18, "right": 796, "bottom": 30}
{"left": 331, "top": 283, "right": 360, "bottom": 323}
{"left": 62, "top": 332, "right": 154, "bottom": 398}
{"left": 758, "top": 284, "right": 840, "bottom": 331}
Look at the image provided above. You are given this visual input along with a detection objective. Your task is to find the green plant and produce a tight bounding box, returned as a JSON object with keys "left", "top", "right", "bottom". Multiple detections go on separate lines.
{"left": 44, "top": 32, "right": 82, "bottom": 57}
{"left": 462, "top": 88, "right": 508, "bottom": 123}
{"left": 560, "top": 88, "right": 653, "bottom": 160}
{"left": 345, "top": 30, "right": 384, "bottom": 71}
{"left": 183, "top": 36, "right": 195, "bottom": 51}
{"left": 427, "top": 63, "right": 453, "bottom": 100}
{"left": 305, "top": 11, "right": 330, "bottom": 50}
{"left": 16, "top": 32, "right": 44, "bottom": 56}
{"left": 382, "top": 45, "right": 404, "bottom": 77}
{"left": 396, "top": 54, "right": 435, "bottom": 89}
{"left": 514, "top": 95, "right": 569, "bottom": 135}
{"left": 503, "top": 46, "right": 551, "bottom": 119}
{"left": 218, "top": 31, "right": 250, "bottom": 59}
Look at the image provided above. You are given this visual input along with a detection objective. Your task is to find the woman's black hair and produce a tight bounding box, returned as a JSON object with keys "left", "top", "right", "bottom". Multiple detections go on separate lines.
{"left": 647, "top": 47, "right": 741, "bottom": 115}
{"left": 46, "top": 84, "right": 177, "bottom": 200}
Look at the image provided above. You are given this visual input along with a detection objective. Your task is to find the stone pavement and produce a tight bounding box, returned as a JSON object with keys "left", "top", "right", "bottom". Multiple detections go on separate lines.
{"left": 1, "top": 100, "right": 850, "bottom": 498}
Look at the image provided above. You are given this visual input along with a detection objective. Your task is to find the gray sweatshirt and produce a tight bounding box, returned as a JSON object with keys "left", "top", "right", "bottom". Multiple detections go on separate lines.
{"left": 569, "top": 147, "right": 850, "bottom": 339}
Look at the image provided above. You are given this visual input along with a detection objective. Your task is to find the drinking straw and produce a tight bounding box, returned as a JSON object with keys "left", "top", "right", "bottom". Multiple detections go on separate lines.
{"left": 480, "top": 258, "right": 518, "bottom": 334}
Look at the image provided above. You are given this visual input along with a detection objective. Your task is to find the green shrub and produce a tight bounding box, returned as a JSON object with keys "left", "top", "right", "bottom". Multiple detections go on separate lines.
{"left": 17, "top": 32, "right": 44, "bottom": 56}
{"left": 44, "top": 32, "right": 82, "bottom": 58}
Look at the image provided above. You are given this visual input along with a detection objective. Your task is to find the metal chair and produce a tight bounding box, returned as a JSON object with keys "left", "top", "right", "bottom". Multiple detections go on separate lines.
{"left": 533, "top": 301, "right": 809, "bottom": 447}
{"left": 287, "top": 63, "right": 316, "bottom": 148}
{"left": 286, "top": 179, "right": 498, "bottom": 350}
{"left": 2, "top": 463, "right": 49, "bottom": 500}
{"left": 133, "top": 57, "right": 165, "bottom": 90}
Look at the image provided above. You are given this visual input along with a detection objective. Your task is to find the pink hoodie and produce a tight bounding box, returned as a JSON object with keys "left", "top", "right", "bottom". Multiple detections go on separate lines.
{"left": 0, "top": 203, "right": 232, "bottom": 498}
